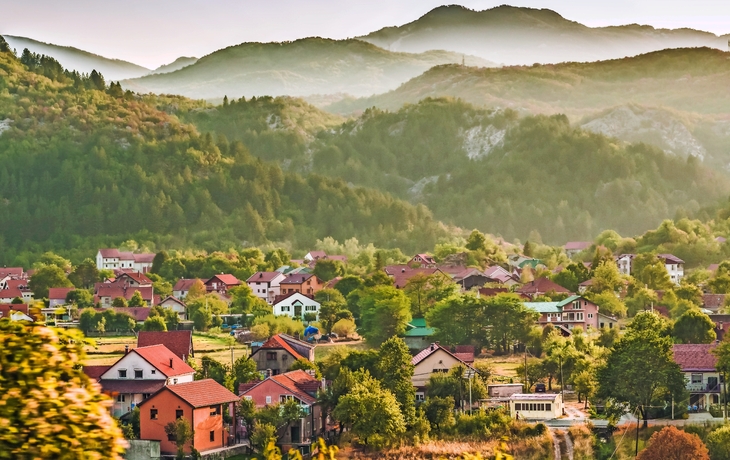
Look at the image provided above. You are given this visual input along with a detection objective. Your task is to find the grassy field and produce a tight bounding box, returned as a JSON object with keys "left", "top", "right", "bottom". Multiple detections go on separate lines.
{"left": 314, "top": 340, "right": 370, "bottom": 361}
{"left": 477, "top": 355, "right": 523, "bottom": 383}
{"left": 82, "top": 333, "right": 250, "bottom": 367}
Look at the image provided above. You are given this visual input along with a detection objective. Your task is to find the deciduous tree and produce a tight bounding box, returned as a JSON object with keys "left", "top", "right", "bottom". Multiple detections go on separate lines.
{"left": 358, "top": 285, "right": 411, "bottom": 346}
{"left": 637, "top": 426, "right": 709, "bottom": 460}
{"left": 29, "top": 264, "right": 73, "bottom": 299}
{"left": 673, "top": 309, "right": 716, "bottom": 344}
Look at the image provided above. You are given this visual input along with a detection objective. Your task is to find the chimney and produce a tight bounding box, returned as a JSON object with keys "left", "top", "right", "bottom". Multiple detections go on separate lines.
{"left": 321, "top": 378, "right": 326, "bottom": 392}
{"left": 169, "top": 358, "right": 173, "bottom": 368}
{"left": 259, "top": 273, "right": 263, "bottom": 278}
{"left": 124, "top": 345, "right": 129, "bottom": 355}
{"left": 430, "top": 343, "right": 436, "bottom": 351}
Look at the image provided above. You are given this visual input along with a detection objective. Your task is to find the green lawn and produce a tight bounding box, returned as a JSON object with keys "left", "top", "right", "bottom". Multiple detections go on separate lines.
{"left": 314, "top": 341, "right": 370, "bottom": 361}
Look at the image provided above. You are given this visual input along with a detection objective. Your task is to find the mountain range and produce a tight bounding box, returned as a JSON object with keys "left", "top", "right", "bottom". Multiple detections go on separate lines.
{"left": 360, "top": 5, "right": 730, "bottom": 66}
{"left": 121, "top": 38, "right": 493, "bottom": 100}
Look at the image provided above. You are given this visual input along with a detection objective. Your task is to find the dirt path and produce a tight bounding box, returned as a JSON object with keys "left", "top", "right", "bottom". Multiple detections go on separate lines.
{"left": 563, "top": 430, "right": 574, "bottom": 460}
{"left": 550, "top": 429, "right": 562, "bottom": 459}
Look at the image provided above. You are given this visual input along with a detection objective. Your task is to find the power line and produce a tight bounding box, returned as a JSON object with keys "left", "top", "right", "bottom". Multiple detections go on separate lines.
{"left": 608, "top": 406, "right": 640, "bottom": 460}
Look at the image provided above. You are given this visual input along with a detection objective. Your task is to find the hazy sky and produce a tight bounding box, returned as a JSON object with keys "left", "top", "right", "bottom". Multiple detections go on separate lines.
{"left": 2, "top": 0, "right": 730, "bottom": 69}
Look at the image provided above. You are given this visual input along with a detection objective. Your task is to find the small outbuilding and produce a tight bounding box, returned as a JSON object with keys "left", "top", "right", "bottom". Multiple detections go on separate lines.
{"left": 509, "top": 393, "right": 563, "bottom": 420}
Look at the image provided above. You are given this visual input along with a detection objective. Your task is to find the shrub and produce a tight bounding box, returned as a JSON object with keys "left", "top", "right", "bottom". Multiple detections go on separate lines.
{"left": 706, "top": 424, "right": 730, "bottom": 460}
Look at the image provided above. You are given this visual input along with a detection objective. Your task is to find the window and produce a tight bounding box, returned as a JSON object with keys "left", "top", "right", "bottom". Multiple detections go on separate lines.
{"left": 282, "top": 354, "right": 288, "bottom": 361}
{"left": 210, "top": 431, "right": 215, "bottom": 442}
{"left": 691, "top": 374, "right": 703, "bottom": 384}
{"left": 176, "top": 409, "right": 184, "bottom": 419}
{"left": 546, "top": 403, "right": 551, "bottom": 411}
{"left": 143, "top": 394, "right": 150, "bottom": 400}
{"left": 266, "top": 352, "right": 277, "bottom": 360}
{"left": 588, "top": 313, "right": 593, "bottom": 319}
{"left": 514, "top": 403, "right": 521, "bottom": 411}
{"left": 173, "top": 378, "right": 178, "bottom": 384}
{"left": 305, "top": 305, "right": 317, "bottom": 311}
{"left": 150, "top": 409, "right": 158, "bottom": 420}
{"left": 281, "top": 306, "right": 290, "bottom": 312}
{"left": 416, "top": 394, "right": 425, "bottom": 402}
{"left": 210, "top": 405, "right": 221, "bottom": 416}
{"left": 118, "top": 369, "right": 127, "bottom": 378}
{"left": 576, "top": 313, "right": 584, "bottom": 321}
{"left": 117, "top": 394, "right": 125, "bottom": 402}
{"left": 266, "top": 396, "right": 272, "bottom": 404}
{"left": 167, "top": 433, "right": 175, "bottom": 441}
{"left": 151, "top": 370, "right": 156, "bottom": 374}
{"left": 134, "top": 370, "right": 143, "bottom": 379}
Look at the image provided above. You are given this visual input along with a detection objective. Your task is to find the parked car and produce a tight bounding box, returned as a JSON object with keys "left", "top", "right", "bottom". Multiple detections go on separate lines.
{"left": 535, "top": 383, "right": 546, "bottom": 393}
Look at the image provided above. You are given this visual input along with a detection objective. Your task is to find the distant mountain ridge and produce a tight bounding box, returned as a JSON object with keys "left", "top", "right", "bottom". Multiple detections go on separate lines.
{"left": 2, "top": 35, "right": 149, "bottom": 80}
{"left": 121, "top": 37, "right": 494, "bottom": 100}
{"left": 150, "top": 56, "right": 198, "bottom": 75}
{"left": 360, "top": 4, "right": 730, "bottom": 65}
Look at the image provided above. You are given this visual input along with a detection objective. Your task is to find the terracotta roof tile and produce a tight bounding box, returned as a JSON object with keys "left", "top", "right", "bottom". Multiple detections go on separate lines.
{"left": 48, "top": 287, "right": 75, "bottom": 300}
{"left": 256, "top": 334, "right": 305, "bottom": 361}
{"left": 162, "top": 379, "right": 239, "bottom": 407}
{"left": 280, "top": 273, "right": 315, "bottom": 285}
{"left": 0, "top": 288, "right": 25, "bottom": 299}
{"left": 83, "top": 365, "right": 111, "bottom": 381}
{"left": 673, "top": 344, "right": 718, "bottom": 372}
{"left": 208, "top": 274, "right": 241, "bottom": 286}
{"left": 173, "top": 278, "right": 201, "bottom": 291}
{"left": 99, "top": 249, "right": 121, "bottom": 258}
{"left": 133, "top": 344, "right": 195, "bottom": 377}
{"left": 412, "top": 343, "right": 471, "bottom": 367}
{"left": 100, "top": 379, "right": 165, "bottom": 395}
{"left": 247, "top": 272, "right": 283, "bottom": 283}
{"left": 517, "top": 277, "right": 572, "bottom": 295}
{"left": 137, "top": 331, "right": 193, "bottom": 360}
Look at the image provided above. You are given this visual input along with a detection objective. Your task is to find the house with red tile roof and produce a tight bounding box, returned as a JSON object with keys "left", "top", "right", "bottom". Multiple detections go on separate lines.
{"left": 96, "top": 249, "right": 155, "bottom": 273}
{"left": 240, "top": 370, "right": 325, "bottom": 452}
{"left": 673, "top": 344, "right": 725, "bottom": 410}
{"left": 94, "top": 283, "right": 154, "bottom": 307}
{"left": 114, "top": 271, "right": 153, "bottom": 287}
{"left": 97, "top": 344, "right": 195, "bottom": 417}
{"left": 137, "top": 330, "right": 194, "bottom": 361}
{"left": 280, "top": 273, "right": 324, "bottom": 296}
{"left": 384, "top": 265, "right": 447, "bottom": 289}
{"left": 564, "top": 242, "right": 592, "bottom": 258}
{"left": 409, "top": 253, "right": 436, "bottom": 267}
{"left": 484, "top": 265, "right": 519, "bottom": 286}
{"left": 139, "top": 379, "right": 240, "bottom": 455}
{"left": 304, "top": 251, "right": 327, "bottom": 262}
{"left": 48, "top": 287, "right": 76, "bottom": 307}
{"left": 158, "top": 296, "right": 187, "bottom": 319}
{"left": 250, "top": 334, "right": 315, "bottom": 375}
{"left": 517, "top": 277, "right": 573, "bottom": 300}
{"left": 205, "top": 274, "right": 241, "bottom": 295}
{"left": 0, "top": 303, "right": 33, "bottom": 322}
{"left": 0, "top": 287, "right": 28, "bottom": 304}
{"left": 83, "top": 365, "right": 111, "bottom": 382}
{"left": 247, "top": 271, "right": 287, "bottom": 304}
{"left": 173, "top": 278, "right": 202, "bottom": 300}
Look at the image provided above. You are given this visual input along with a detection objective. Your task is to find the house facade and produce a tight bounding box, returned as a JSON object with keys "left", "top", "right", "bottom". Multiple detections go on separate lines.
{"left": 411, "top": 343, "right": 473, "bottom": 399}
{"left": 205, "top": 274, "right": 241, "bottom": 295}
{"left": 517, "top": 277, "right": 572, "bottom": 300}
{"left": 137, "top": 330, "right": 194, "bottom": 362}
{"left": 510, "top": 393, "right": 563, "bottom": 420}
{"left": 658, "top": 254, "right": 685, "bottom": 284}
{"left": 158, "top": 296, "right": 187, "bottom": 319}
{"left": 48, "top": 287, "right": 75, "bottom": 307}
{"left": 279, "top": 274, "right": 324, "bottom": 296}
{"left": 239, "top": 370, "right": 325, "bottom": 455}
{"left": 139, "top": 379, "right": 239, "bottom": 455}
{"left": 564, "top": 242, "right": 592, "bottom": 258}
{"left": 273, "top": 292, "right": 320, "bottom": 320}
{"left": 98, "top": 344, "right": 195, "bottom": 417}
{"left": 247, "top": 271, "right": 287, "bottom": 304}
{"left": 524, "top": 295, "right": 600, "bottom": 332}
{"left": 96, "top": 249, "right": 155, "bottom": 272}
{"left": 250, "top": 334, "right": 315, "bottom": 376}
{"left": 173, "top": 278, "right": 201, "bottom": 300}
{"left": 673, "top": 344, "right": 725, "bottom": 410}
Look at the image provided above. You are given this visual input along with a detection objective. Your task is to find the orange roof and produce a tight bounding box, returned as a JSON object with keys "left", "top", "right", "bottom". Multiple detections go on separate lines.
{"left": 207, "top": 274, "right": 241, "bottom": 286}
{"left": 132, "top": 344, "right": 195, "bottom": 377}
{"left": 161, "top": 379, "right": 239, "bottom": 407}
{"left": 256, "top": 334, "right": 305, "bottom": 361}
{"left": 48, "top": 287, "right": 75, "bottom": 300}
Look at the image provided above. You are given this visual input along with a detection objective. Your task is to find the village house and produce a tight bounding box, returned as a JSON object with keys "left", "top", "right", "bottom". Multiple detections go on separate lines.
{"left": 510, "top": 393, "right": 564, "bottom": 420}
{"left": 279, "top": 273, "right": 324, "bottom": 296}
{"left": 157, "top": 296, "right": 187, "bottom": 319}
{"left": 138, "top": 379, "right": 240, "bottom": 455}
{"left": 303, "top": 251, "right": 347, "bottom": 267}
{"left": 564, "top": 241, "right": 592, "bottom": 258}
{"left": 48, "top": 287, "right": 75, "bottom": 307}
{"left": 411, "top": 343, "right": 474, "bottom": 401}
{"left": 384, "top": 265, "right": 445, "bottom": 289}
{"left": 615, "top": 254, "right": 635, "bottom": 276}
{"left": 205, "top": 274, "right": 241, "bottom": 295}
{"left": 673, "top": 344, "right": 726, "bottom": 411}
{"left": 409, "top": 253, "right": 436, "bottom": 268}
{"left": 524, "top": 295, "right": 601, "bottom": 333}
{"left": 0, "top": 304, "right": 33, "bottom": 322}
{"left": 273, "top": 292, "right": 320, "bottom": 320}
{"left": 173, "top": 278, "right": 201, "bottom": 300}
{"left": 96, "top": 249, "right": 155, "bottom": 273}
{"left": 658, "top": 254, "right": 685, "bottom": 284}
{"left": 483, "top": 266, "right": 520, "bottom": 286}
{"left": 137, "top": 330, "right": 194, "bottom": 361}
{"left": 239, "top": 370, "right": 325, "bottom": 455}
{"left": 96, "top": 344, "right": 195, "bottom": 417}
{"left": 247, "top": 271, "right": 287, "bottom": 304}
{"left": 250, "top": 334, "right": 315, "bottom": 376}
{"left": 403, "top": 318, "right": 435, "bottom": 351}
{"left": 95, "top": 284, "right": 155, "bottom": 307}
{"left": 702, "top": 294, "right": 726, "bottom": 314}
{"left": 451, "top": 268, "right": 491, "bottom": 291}
{"left": 517, "top": 277, "right": 572, "bottom": 300}
{"left": 0, "top": 287, "right": 28, "bottom": 304}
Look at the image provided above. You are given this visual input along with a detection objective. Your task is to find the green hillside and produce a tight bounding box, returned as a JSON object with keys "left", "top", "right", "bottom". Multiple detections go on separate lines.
{"left": 184, "top": 96, "right": 729, "bottom": 243}
{"left": 0, "top": 44, "right": 447, "bottom": 262}
{"left": 121, "top": 37, "right": 494, "bottom": 100}
{"left": 360, "top": 4, "right": 729, "bottom": 65}
{"left": 327, "top": 47, "right": 730, "bottom": 119}
{"left": 2, "top": 35, "right": 149, "bottom": 80}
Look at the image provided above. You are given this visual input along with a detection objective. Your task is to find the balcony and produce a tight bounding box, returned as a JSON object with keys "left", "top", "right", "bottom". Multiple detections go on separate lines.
{"left": 687, "top": 383, "right": 723, "bottom": 393}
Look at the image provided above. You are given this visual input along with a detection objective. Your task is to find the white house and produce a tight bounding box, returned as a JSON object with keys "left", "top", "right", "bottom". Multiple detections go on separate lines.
{"left": 97, "top": 344, "right": 195, "bottom": 417}
{"left": 172, "top": 278, "right": 200, "bottom": 300}
{"left": 247, "top": 271, "right": 287, "bottom": 304}
{"left": 96, "top": 249, "right": 155, "bottom": 273}
{"left": 158, "top": 296, "right": 187, "bottom": 319}
{"left": 658, "top": 254, "right": 684, "bottom": 285}
{"left": 615, "top": 254, "right": 635, "bottom": 276}
{"left": 411, "top": 343, "right": 474, "bottom": 400}
{"left": 510, "top": 393, "right": 563, "bottom": 420}
{"left": 273, "top": 292, "right": 320, "bottom": 320}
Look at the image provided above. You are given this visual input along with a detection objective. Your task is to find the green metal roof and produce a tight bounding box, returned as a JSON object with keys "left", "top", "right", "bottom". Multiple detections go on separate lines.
{"left": 557, "top": 295, "right": 582, "bottom": 307}
{"left": 524, "top": 302, "right": 561, "bottom": 313}
{"left": 408, "top": 318, "right": 428, "bottom": 328}
{"left": 404, "top": 326, "right": 435, "bottom": 337}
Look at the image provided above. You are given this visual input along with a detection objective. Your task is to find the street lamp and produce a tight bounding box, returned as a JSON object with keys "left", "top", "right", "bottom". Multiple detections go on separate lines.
{"left": 463, "top": 369, "right": 476, "bottom": 415}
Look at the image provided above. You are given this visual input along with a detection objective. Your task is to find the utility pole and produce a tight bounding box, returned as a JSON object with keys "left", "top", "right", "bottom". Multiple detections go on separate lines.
{"left": 724, "top": 371, "right": 728, "bottom": 422}
{"left": 635, "top": 406, "right": 641, "bottom": 457}
{"left": 524, "top": 346, "right": 528, "bottom": 393}
{"left": 559, "top": 354, "right": 565, "bottom": 415}
{"left": 672, "top": 396, "right": 674, "bottom": 420}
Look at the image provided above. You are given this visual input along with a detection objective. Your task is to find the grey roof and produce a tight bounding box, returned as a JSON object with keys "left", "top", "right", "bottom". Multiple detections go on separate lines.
{"left": 524, "top": 302, "right": 561, "bottom": 313}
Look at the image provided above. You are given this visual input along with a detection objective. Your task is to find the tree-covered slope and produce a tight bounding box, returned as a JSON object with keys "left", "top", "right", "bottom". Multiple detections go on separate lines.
{"left": 2, "top": 35, "right": 149, "bottom": 80}
{"left": 121, "top": 37, "right": 494, "bottom": 100}
{"left": 190, "top": 97, "right": 729, "bottom": 244}
{"left": 0, "top": 46, "right": 447, "bottom": 259}
{"left": 360, "top": 4, "right": 729, "bottom": 66}
{"left": 327, "top": 48, "right": 730, "bottom": 119}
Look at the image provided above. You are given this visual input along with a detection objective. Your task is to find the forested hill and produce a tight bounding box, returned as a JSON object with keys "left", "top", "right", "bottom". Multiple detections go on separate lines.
{"left": 181, "top": 97, "right": 730, "bottom": 244}
{"left": 360, "top": 4, "right": 729, "bottom": 65}
{"left": 120, "top": 38, "right": 494, "bottom": 100}
{"left": 2, "top": 35, "right": 149, "bottom": 80}
{"left": 327, "top": 47, "right": 730, "bottom": 119}
{"left": 0, "top": 44, "right": 448, "bottom": 261}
